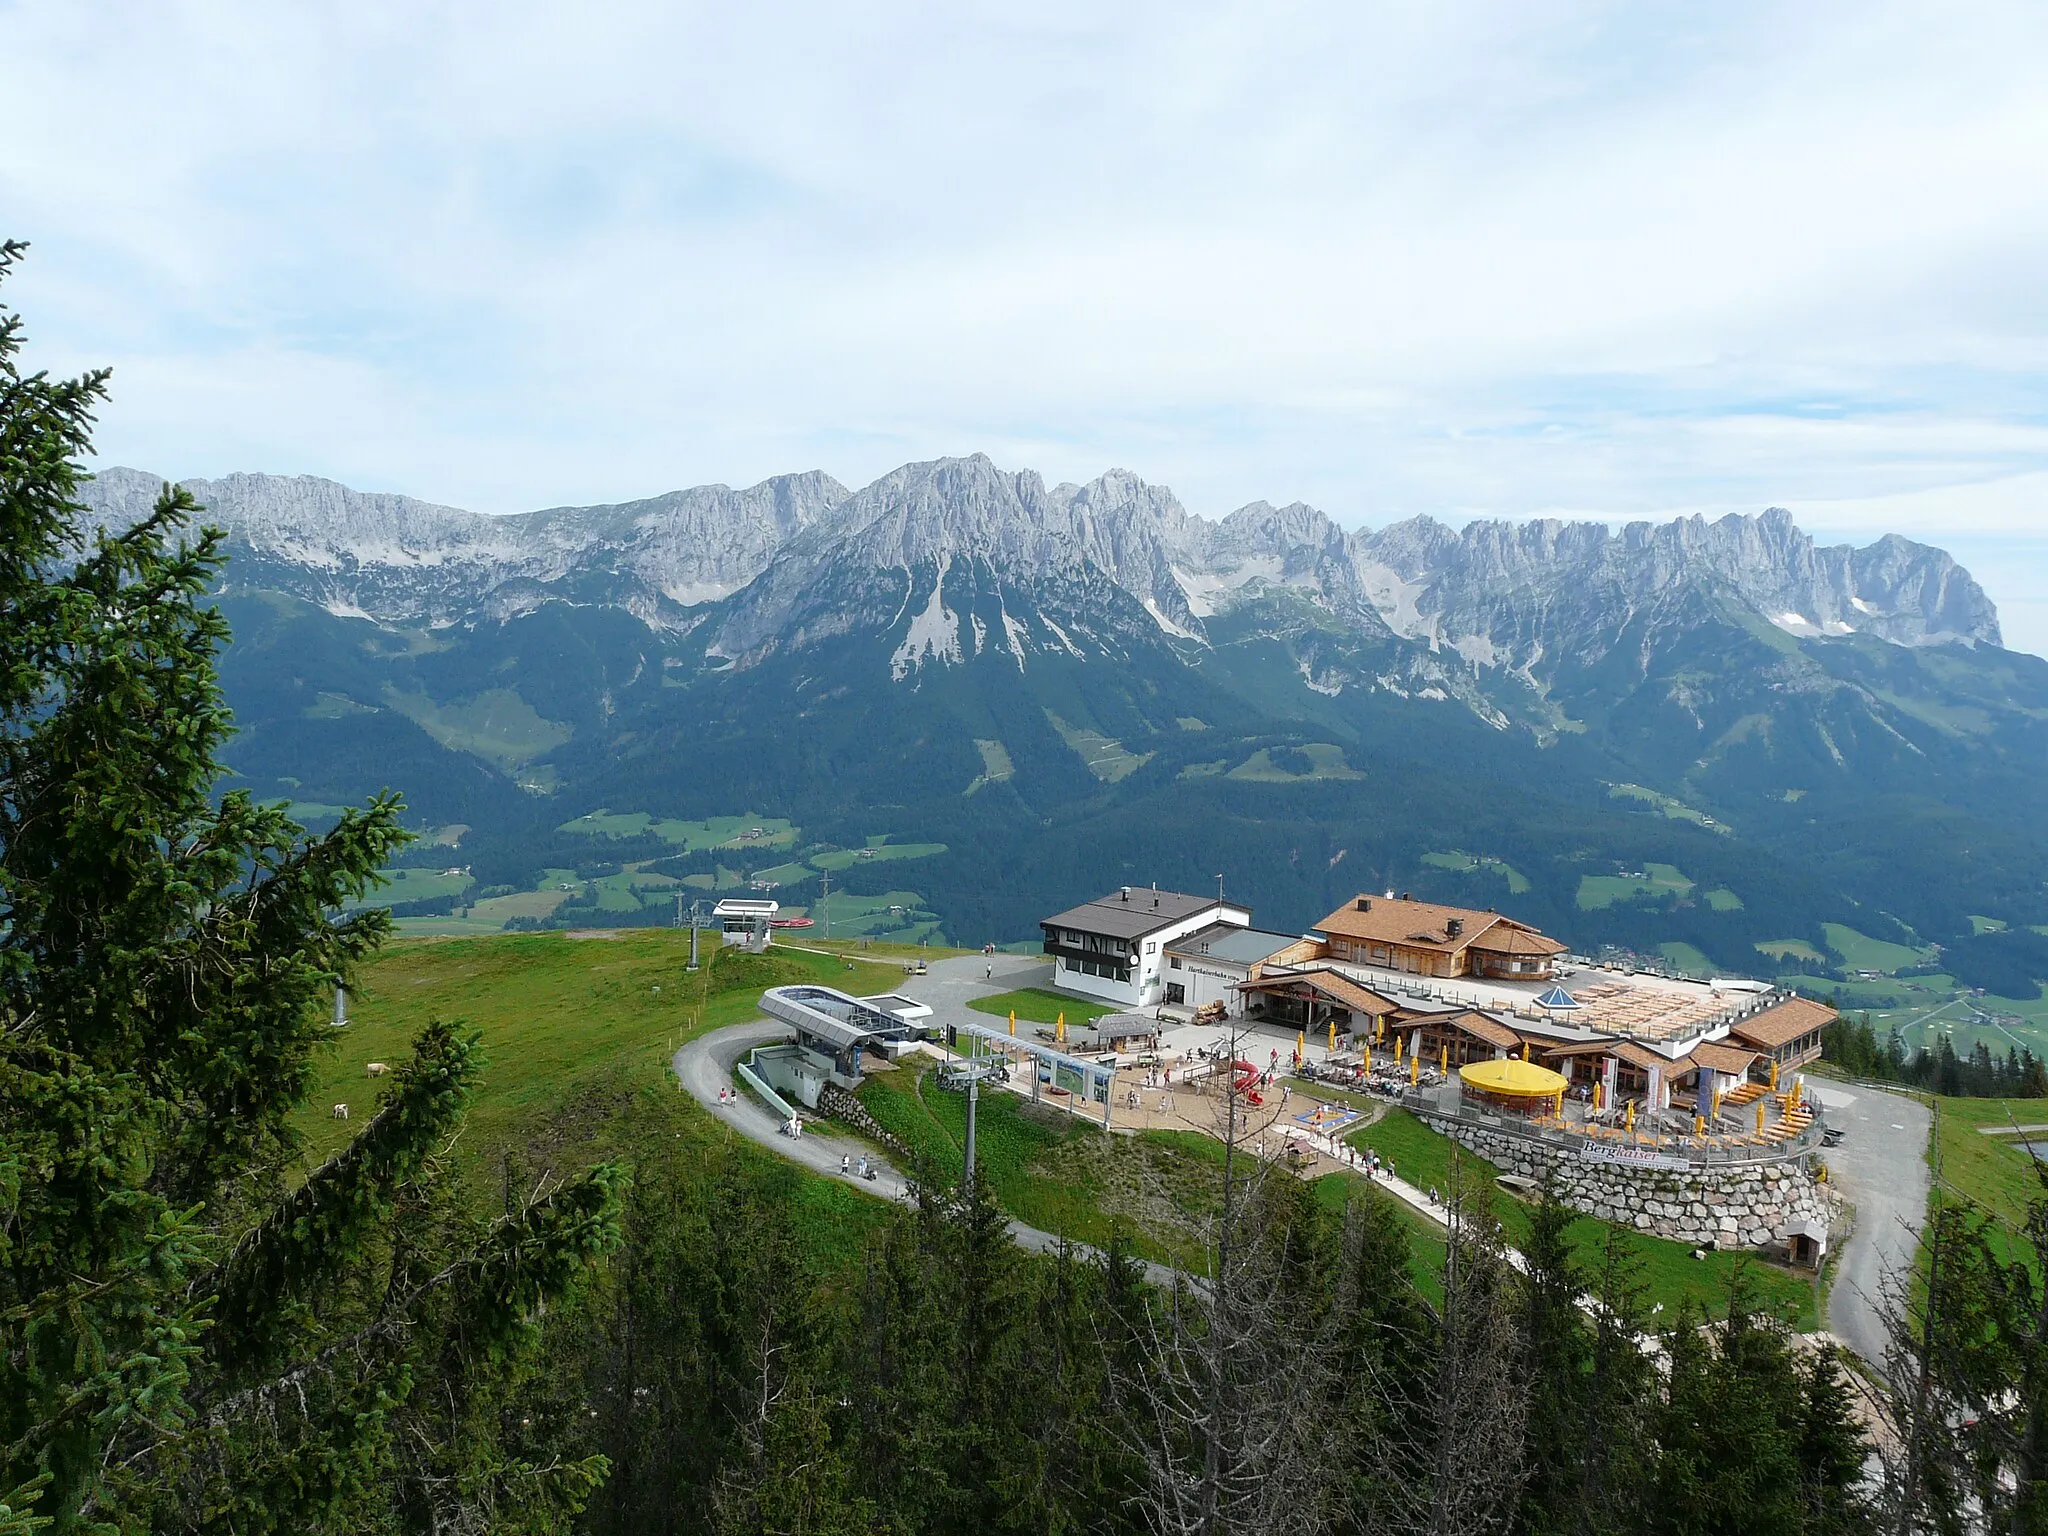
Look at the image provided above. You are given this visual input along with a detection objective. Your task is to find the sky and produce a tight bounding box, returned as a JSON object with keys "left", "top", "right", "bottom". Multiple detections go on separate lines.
{"left": 4, "top": 1, "right": 2047, "bottom": 650}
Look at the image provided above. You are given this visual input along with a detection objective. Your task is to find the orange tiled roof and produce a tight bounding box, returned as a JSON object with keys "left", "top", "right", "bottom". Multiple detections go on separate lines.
{"left": 1240, "top": 968, "right": 1400, "bottom": 1017}
{"left": 1315, "top": 894, "right": 1564, "bottom": 957}
{"left": 1729, "top": 997, "right": 1835, "bottom": 1051}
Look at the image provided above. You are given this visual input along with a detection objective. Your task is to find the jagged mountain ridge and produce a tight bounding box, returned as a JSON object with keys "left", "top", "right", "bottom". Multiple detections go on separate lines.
{"left": 79, "top": 457, "right": 2000, "bottom": 683}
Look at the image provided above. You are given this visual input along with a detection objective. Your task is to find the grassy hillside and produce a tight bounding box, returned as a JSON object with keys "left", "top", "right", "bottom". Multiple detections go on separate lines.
{"left": 1931, "top": 1096, "right": 2048, "bottom": 1278}
{"left": 293, "top": 930, "right": 904, "bottom": 1174}
{"left": 1344, "top": 1110, "right": 1821, "bottom": 1328}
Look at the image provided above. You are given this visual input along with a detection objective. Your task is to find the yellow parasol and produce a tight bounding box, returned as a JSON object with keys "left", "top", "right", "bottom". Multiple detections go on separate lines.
{"left": 1363, "top": 1042, "right": 1371, "bottom": 1073}
{"left": 1522, "top": 1041, "right": 1532, "bottom": 1062}
{"left": 1394, "top": 1034, "right": 1403, "bottom": 1063}
{"left": 1624, "top": 1099, "right": 1636, "bottom": 1133}
{"left": 1328, "top": 1020, "right": 1336, "bottom": 1051}
{"left": 1458, "top": 1058, "right": 1569, "bottom": 1098}
{"left": 1056, "top": 1011, "right": 1065, "bottom": 1045}
{"left": 1409, "top": 1050, "right": 1420, "bottom": 1086}
{"left": 1008, "top": 1009, "right": 1016, "bottom": 1037}
{"left": 1439, "top": 1043, "right": 1448, "bottom": 1074}
{"left": 1769, "top": 1059, "right": 1779, "bottom": 1091}
{"left": 1297, "top": 1030, "right": 1305, "bottom": 1057}
{"left": 1756, "top": 1101, "right": 1766, "bottom": 1134}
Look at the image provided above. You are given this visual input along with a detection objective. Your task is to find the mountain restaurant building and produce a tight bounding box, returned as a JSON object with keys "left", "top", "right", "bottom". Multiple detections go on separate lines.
{"left": 1161, "top": 924, "right": 1312, "bottom": 1012}
{"left": 1311, "top": 894, "right": 1568, "bottom": 981}
{"left": 1042, "top": 886, "right": 1252, "bottom": 1009}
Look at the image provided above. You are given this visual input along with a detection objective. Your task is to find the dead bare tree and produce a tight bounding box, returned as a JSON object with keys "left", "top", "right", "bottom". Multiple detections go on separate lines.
{"left": 1100, "top": 1025, "right": 1348, "bottom": 1536}
{"left": 1351, "top": 1146, "right": 1530, "bottom": 1536}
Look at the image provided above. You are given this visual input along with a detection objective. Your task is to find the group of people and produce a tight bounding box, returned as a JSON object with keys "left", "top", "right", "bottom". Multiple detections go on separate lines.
{"left": 839, "top": 1152, "right": 878, "bottom": 1182}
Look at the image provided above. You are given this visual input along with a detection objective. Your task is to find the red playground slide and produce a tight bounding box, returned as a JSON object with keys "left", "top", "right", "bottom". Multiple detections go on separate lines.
{"left": 1233, "top": 1060, "right": 1265, "bottom": 1106}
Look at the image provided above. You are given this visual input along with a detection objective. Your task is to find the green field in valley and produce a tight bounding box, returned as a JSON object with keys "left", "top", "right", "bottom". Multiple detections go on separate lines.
{"left": 1576, "top": 862, "right": 1695, "bottom": 910}
{"left": 1045, "top": 710, "right": 1153, "bottom": 782}
{"left": 1607, "top": 782, "right": 1728, "bottom": 833}
{"left": 1822, "top": 922, "right": 1937, "bottom": 974}
{"left": 1227, "top": 743, "right": 1365, "bottom": 782}
{"left": 1422, "top": 849, "right": 1533, "bottom": 893}
{"left": 1658, "top": 941, "right": 1715, "bottom": 977}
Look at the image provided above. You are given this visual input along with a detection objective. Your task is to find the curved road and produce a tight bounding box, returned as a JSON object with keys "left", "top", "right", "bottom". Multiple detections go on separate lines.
{"left": 672, "top": 1011, "right": 1170, "bottom": 1274}
{"left": 1812, "top": 1080, "right": 1933, "bottom": 1367}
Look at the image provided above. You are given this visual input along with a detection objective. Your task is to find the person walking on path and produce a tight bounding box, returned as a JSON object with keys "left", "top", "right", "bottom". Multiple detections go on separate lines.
{"left": 841, "top": 1153, "right": 850, "bottom": 1176}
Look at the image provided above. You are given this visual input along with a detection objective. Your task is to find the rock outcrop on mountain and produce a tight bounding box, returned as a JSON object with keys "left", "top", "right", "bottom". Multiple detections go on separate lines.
{"left": 76, "top": 466, "right": 848, "bottom": 628}
{"left": 1352, "top": 507, "right": 2001, "bottom": 664}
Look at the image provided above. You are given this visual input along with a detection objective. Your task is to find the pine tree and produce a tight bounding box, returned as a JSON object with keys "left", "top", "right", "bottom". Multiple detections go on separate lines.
{"left": 0, "top": 240, "right": 624, "bottom": 1534}
{"left": 1793, "top": 1343, "right": 1871, "bottom": 1535}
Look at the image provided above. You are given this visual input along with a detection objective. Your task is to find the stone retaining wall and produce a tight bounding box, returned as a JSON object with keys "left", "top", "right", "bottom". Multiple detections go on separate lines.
{"left": 1424, "top": 1115, "right": 1837, "bottom": 1250}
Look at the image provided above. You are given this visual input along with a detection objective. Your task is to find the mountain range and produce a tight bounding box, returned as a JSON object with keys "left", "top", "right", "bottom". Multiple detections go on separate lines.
{"left": 75, "top": 457, "right": 2048, "bottom": 1005}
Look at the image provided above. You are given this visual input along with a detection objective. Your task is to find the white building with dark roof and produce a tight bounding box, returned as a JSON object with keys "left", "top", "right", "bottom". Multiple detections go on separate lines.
{"left": 1041, "top": 885, "right": 1251, "bottom": 1008}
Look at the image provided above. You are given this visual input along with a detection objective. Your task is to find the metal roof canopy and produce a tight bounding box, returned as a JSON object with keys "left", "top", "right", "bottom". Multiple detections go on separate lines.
{"left": 761, "top": 984, "right": 919, "bottom": 1052}
{"left": 956, "top": 1021, "right": 1117, "bottom": 1085}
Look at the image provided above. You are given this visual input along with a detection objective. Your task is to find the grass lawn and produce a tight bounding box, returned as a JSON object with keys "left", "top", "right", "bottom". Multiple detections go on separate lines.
{"left": 968, "top": 987, "right": 1119, "bottom": 1026}
{"left": 1705, "top": 887, "right": 1744, "bottom": 911}
{"left": 851, "top": 1060, "right": 1217, "bottom": 1266}
{"left": 1929, "top": 1097, "right": 2048, "bottom": 1280}
{"left": 1344, "top": 1111, "right": 1821, "bottom": 1327}
{"left": 293, "top": 929, "right": 904, "bottom": 1179}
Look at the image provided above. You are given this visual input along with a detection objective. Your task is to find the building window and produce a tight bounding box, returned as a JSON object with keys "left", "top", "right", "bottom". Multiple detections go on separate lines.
{"left": 1169, "top": 956, "right": 1182, "bottom": 969}
{"left": 1146, "top": 940, "right": 1157, "bottom": 954}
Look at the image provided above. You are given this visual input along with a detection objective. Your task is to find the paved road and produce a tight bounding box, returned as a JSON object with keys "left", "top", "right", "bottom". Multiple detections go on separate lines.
{"left": 1812, "top": 1081, "right": 1932, "bottom": 1367}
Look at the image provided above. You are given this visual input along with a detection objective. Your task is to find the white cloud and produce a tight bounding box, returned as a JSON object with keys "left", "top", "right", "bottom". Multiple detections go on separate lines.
{"left": 2, "top": 0, "right": 2045, "bottom": 617}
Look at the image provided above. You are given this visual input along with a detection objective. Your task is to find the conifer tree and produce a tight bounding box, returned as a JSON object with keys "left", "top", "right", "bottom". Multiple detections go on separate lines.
{"left": 0, "top": 240, "right": 624, "bottom": 1534}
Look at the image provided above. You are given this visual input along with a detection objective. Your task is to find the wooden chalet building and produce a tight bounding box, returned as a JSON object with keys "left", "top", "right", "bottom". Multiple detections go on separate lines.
{"left": 1237, "top": 967, "right": 1400, "bottom": 1035}
{"left": 1312, "top": 894, "right": 1567, "bottom": 981}
{"left": 1726, "top": 995, "right": 1832, "bottom": 1076}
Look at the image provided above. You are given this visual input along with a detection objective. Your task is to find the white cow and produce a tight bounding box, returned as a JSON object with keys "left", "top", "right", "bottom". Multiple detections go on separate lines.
{"left": 332, "top": 1103, "right": 349, "bottom": 1120}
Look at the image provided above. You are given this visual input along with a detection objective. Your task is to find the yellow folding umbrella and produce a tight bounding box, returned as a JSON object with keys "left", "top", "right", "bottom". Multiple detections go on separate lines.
{"left": 1624, "top": 1099, "right": 1636, "bottom": 1133}
{"left": 1328, "top": 1020, "right": 1336, "bottom": 1051}
{"left": 1409, "top": 1050, "right": 1420, "bottom": 1086}
{"left": 1522, "top": 1042, "right": 1531, "bottom": 1062}
{"left": 1769, "top": 1059, "right": 1779, "bottom": 1091}
{"left": 1008, "top": 1009, "right": 1016, "bottom": 1037}
{"left": 1056, "top": 1011, "right": 1065, "bottom": 1044}
{"left": 1394, "top": 1034, "right": 1403, "bottom": 1063}
{"left": 1296, "top": 1030, "right": 1305, "bottom": 1057}
{"left": 1756, "top": 1101, "right": 1766, "bottom": 1134}
{"left": 1363, "top": 1042, "right": 1371, "bottom": 1072}
{"left": 1439, "top": 1043, "right": 1448, "bottom": 1074}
